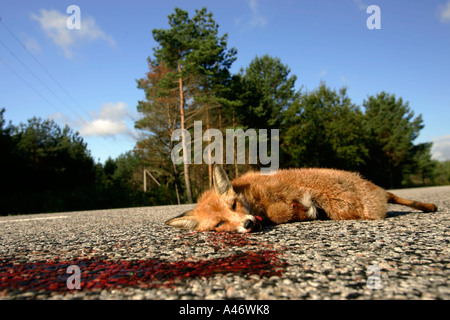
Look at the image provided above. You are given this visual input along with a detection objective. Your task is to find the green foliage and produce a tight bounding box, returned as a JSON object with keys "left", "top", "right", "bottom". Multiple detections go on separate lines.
{"left": 401, "top": 143, "right": 436, "bottom": 187}
{"left": 13, "top": 117, "right": 94, "bottom": 187}
{"left": 361, "top": 92, "right": 427, "bottom": 188}
{"left": 281, "top": 88, "right": 437, "bottom": 188}
{"left": 138, "top": 7, "right": 239, "bottom": 199}
{"left": 0, "top": 115, "right": 96, "bottom": 214}
{"left": 237, "top": 55, "right": 299, "bottom": 129}
{"left": 152, "top": 7, "right": 236, "bottom": 76}
{"left": 282, "top": 83, "right": 367, "bottom": 171}
{"left": 2, "top": 7, "right": 445, "bottom": 214}
{"left": 432, "top": 160, "right": 450, "bottom": 185}
{"left": 0, "top": 113, "right": 174, "bottom": 215}
{"left": 140, "top": 7, "right": 440, "bottom": 192}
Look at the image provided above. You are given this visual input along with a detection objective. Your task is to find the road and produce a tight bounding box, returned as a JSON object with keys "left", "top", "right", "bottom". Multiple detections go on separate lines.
{"left": 0, "top": 185, "right": 449, "bottom": 300}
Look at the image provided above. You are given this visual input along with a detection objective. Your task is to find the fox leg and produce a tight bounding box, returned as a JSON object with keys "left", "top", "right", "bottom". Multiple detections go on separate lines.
{"left": 265, "top": 198, "right": 319, "bottom": 224}
{"left": 265, "top": 202, "right": 300, "bottom": 224}
{"left": 386, "top": 192, "right": 438, "bottom": 212}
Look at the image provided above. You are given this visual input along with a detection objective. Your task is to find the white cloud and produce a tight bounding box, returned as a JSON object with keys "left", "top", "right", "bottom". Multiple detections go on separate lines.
{"left": 248, "top": 0, "right": 268, "bottom": 28}
{"left": 431, "top": 135, "right": 450, "bottom": 161}
{"left": 30, "top": 8, "right": 115, "bottom": 59}
{"left": 79, "top": 102, "right": 133, "bottom": 138}
{"left": 48, "top": 111, "right": 79, "bottom": 130}
{"left": 439, "top": 0, "right": 450, "bottom": 23}
{"left": 23, "top": 37, "right": 42, "bottom": 54}
{"left": 236, "top": 0, "right": 267, "bottom": 30}
{"left": 48, "top": 111, "right": 65, "bottom": 122}
{"left": 340, "top": 75, "right": 350, "bottom": 86}
{"left": 81, "top": 119, "right": 129, "bottom": 137}
{"left": 352, "top": 0, "right": 368, "bottom": 11}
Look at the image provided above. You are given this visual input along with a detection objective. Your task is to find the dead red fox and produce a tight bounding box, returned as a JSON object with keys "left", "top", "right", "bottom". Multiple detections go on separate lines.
{"left": 165, "top": 166, "right": 438, "bottom": 233}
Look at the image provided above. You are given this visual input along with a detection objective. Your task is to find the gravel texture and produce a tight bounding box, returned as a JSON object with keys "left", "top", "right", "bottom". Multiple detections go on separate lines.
{"left": 0, "top": 185, "right": 449, "bottom": 300}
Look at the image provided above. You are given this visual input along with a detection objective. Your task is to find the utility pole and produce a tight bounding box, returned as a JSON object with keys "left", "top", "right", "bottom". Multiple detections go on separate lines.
{"left": 143, "top": 169, "right": 161, "bottom": 192}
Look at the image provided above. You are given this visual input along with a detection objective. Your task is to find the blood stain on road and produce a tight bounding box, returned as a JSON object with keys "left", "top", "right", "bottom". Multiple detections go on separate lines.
{"left": 0, "top": 233, "right": 287, "bottom": 293}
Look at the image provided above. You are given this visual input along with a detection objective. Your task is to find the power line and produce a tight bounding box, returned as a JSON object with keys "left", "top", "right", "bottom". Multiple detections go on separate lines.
{"left": 0, "top": 56, "right": 62, "bottom": 114}
{"left": 0, "top": 18, "right": 93, "bottom": 120}
{"left": 0, "top": 55, "right": 114, "bottom": 160}
{"left": 0, "top": 37, "right": 87, "bottom": 122}
{"left": 0, "top": 18, "right": 121, "bottom": 160}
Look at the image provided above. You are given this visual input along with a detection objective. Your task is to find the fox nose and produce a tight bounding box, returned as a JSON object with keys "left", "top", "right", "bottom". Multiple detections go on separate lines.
{"left": 243, "top": 219, "right": 254, "bottom": 230}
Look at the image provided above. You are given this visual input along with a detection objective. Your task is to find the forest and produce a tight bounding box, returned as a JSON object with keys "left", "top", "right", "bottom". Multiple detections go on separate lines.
{"left": 1, "top": 7, "right": 449, "bottom": 215}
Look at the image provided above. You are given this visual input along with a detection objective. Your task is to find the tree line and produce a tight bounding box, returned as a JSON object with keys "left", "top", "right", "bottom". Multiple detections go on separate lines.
{"left": 0, "top": 111, "right": 177, "bottom": 215}
{"left": 135, "top": 7, "right": 448, "bottom": 202}
{"left": 1, "top": 7, "right": 449, "bottom": 215}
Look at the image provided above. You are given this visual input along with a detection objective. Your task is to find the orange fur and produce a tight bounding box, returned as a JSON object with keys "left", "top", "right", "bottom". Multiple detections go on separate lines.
{"left": 165, "top": 167, "right": 438, "bottom": 233}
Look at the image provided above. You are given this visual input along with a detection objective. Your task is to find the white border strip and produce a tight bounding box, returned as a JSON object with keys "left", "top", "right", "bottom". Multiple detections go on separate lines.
{"left": 0, "top": 216, "right": 69, "bottom": 223}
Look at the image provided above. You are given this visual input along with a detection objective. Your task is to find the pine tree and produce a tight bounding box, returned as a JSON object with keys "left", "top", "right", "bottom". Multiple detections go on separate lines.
{"left": 282, "top": 83, "right": 367, "bottom": 170}
{"left": 144, "top": 7, "right": 236, "bottom": 201}
{"left": 240, "top": 55, "right": 299, "bottom": 129}
{"left": 362, "top": 92, "right": 427, "bottom": 188}
{"left": 136, "top": 61, "right": 182, "bottom": 203}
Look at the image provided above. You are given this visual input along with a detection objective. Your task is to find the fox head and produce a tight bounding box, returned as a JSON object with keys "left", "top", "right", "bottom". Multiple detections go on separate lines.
{"left": 165, "top": 166, "right": 262, "bottom": 233}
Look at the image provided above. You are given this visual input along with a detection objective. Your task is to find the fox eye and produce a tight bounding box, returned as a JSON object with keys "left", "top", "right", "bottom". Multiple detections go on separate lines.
{"left": 215, "top": 221, "right": 225, "bottom": 228}
{"left": 231, "top": 201, "right": 237, "bottom": 210}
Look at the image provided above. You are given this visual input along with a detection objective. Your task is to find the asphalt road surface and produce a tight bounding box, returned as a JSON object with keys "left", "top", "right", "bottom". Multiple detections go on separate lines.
{"left": 0, "top": 185, "right": 449, "bottom": 300}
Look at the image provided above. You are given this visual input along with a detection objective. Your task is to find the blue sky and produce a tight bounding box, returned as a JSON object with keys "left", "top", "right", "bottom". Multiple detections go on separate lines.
{"left": 1, "top": 0, "right": 449, "bottom": 163}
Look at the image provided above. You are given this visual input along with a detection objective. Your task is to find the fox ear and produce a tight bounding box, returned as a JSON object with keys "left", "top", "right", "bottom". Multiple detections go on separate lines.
{"left": 213, "top": 165, "right": 234, "bottom": 196}
{"left": 165, "top": 211, "right": 199, "bottom": 230}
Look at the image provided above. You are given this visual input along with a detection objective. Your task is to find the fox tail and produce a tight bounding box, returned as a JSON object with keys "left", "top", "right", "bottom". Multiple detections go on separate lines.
{"left": 386, "top": 192, "right": 438, "bottom": 212}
